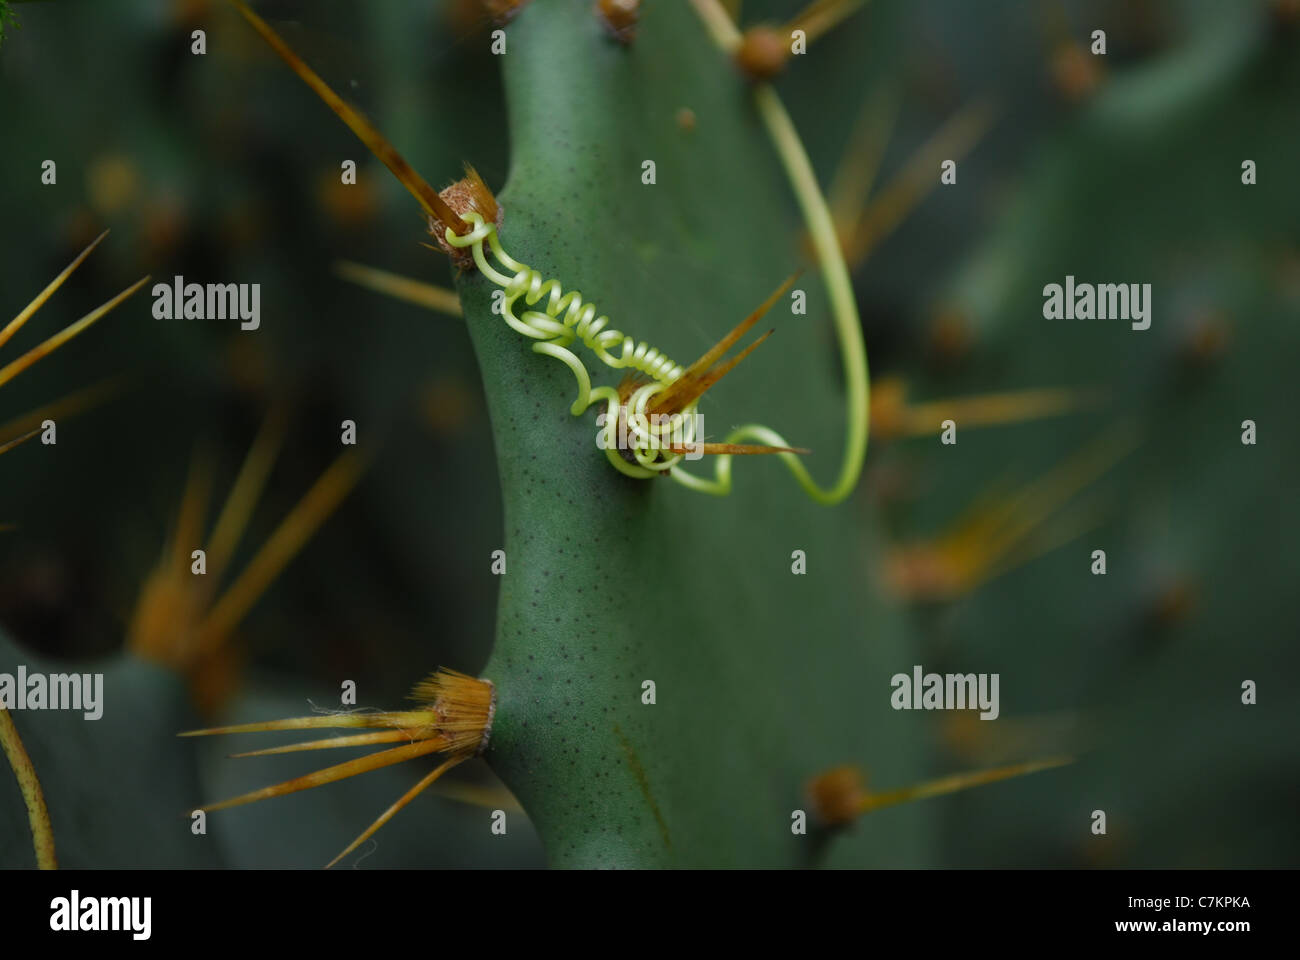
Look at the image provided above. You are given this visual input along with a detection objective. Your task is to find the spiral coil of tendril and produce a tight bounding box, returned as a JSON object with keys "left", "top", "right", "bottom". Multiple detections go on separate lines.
{"left": 444, "top": 212, "right": 826, "bottom": 498}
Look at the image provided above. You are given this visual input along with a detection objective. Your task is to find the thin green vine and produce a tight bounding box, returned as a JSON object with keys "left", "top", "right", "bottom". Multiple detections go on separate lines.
{"left": 445, "top": 209, "right": 866, "bottom": 503}
{"left": 687, "top": 0, "right": 872, "bottom": 506}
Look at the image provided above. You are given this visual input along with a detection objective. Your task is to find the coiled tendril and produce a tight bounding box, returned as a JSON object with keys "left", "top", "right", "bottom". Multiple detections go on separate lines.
{"left": 445, "top": 211, "right": 858, "bottom": 502}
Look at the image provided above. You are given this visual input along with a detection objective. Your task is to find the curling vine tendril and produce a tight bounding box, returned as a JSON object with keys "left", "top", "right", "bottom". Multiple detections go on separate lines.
{"left": 445, "top": 211, "right": 867, "bottom": 504}
{"left": 225, "top": 0, "right": 869, "bottom": 506}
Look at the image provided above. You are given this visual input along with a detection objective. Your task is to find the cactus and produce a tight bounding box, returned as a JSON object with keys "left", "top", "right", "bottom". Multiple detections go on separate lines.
{"left": 2, "top": 0, "right": 1295, "bottom": 872}
{"left": 174, "top": 0, "right": 932, "bottom": 869}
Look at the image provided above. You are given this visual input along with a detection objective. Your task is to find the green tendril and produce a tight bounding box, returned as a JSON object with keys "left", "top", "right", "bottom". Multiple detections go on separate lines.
{"left": 446, "top": 210, "right": 867, "bottom": 504}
